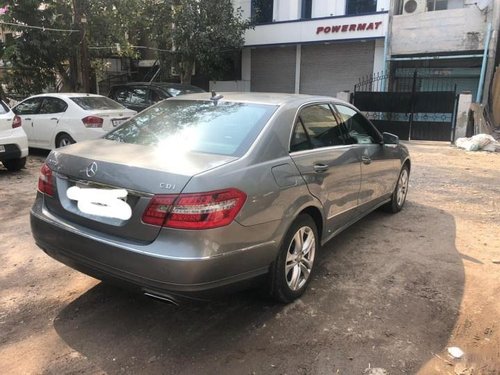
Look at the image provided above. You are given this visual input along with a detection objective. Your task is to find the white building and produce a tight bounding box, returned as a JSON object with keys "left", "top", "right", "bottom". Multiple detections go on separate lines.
{"left": 228, "top": 0, "right": 391, "bottom": 96}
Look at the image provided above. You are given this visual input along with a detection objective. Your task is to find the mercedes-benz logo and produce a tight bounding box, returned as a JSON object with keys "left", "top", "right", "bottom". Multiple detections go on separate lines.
{"left": 85, "top": 162, "right": 98, "bottom": 178}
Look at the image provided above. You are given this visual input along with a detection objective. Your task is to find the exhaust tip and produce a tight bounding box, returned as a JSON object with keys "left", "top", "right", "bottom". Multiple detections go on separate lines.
{"left": 143, "top": 291, "right": 180, "bottom": 306}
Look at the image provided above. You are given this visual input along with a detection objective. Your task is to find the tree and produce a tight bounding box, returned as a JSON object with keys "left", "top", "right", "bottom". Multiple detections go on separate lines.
{"left": 0, "top": 0, "right": 251, "bottom": 95}
{"left": 1, "top": 1, "right": 74, "bottom": 97}
{"left": 170, "top": 0, "right": 250, "bottom": 84}
{"left": 1, "top": 0, "right": 147, "bottom": 96}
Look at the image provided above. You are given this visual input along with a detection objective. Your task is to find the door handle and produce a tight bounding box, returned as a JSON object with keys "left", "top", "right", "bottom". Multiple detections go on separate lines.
{"left": 50, "top": 117, "right": 59, "bottom": 121}
{"left": 362, "top": 156, "right": 372, "bottom": 165}
{"left": 25, "top": 117, "right": 31, "bottom": 121}
{"left": 313, "top": 163, "right": 329, "bottom": 173}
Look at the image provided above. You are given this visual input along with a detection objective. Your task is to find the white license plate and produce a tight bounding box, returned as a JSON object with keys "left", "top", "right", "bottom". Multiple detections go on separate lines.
{"left": 112, "top": 118, "right": 128, "bottom": 127}
{"left": 67, "top": 186, "right": 132, "bottom": 220}
{"left": 0, "top": 145, "right": 5, "bottom": 153}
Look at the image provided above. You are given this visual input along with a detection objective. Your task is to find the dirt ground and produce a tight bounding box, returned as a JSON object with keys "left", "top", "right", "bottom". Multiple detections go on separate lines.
{"left": 0, "top": 142, "right": 499, "bottom": 375}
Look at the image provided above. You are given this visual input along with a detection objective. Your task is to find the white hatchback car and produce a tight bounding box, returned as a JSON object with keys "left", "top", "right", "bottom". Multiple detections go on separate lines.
{"left": 0, "top": 100, "right": 28, "bottom": 171}
{"left": 13, "top": 93, "right": 136, "bottom": 149}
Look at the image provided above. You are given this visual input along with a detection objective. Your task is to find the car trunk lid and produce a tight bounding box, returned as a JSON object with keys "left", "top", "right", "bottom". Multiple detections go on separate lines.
{"left": 86, "top": 109, "right": 136, "bottom": 131}
{"left": 43, "top": 139, "right": 237, "bottom": 242}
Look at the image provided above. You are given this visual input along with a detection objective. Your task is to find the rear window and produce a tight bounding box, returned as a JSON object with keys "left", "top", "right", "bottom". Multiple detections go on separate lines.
{"left": 105, "top": 100, "right": 277, "bottom": 156}
{"left": 71, "top": 97, "right": 124, "bottom": 110}
{"left": 166, "top": 86, "right": 205, "bottom": 97}
{"left": 0, "top": 101, "right": 9, "bottom": 114}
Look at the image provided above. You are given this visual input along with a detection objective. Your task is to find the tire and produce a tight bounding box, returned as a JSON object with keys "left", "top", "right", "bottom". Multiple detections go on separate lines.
{"left": 383, "top": 164, "right": 410, "bottom": 213}
{"left": 56, "top": 133, "right": 75, "bottom": 148}
{"left": 2, "top": 157, "right": 26, "bottom": 171}
{"left": 270, "top": 214, "right": 318, "bottom": 303}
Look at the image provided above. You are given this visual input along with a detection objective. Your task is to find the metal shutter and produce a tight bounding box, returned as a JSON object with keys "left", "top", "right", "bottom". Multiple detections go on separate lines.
{"left": 300, "top": 41, "right": 375, "bottom": 96}
{"left": 251, "top": 47, "right": 296, "bottom": 93}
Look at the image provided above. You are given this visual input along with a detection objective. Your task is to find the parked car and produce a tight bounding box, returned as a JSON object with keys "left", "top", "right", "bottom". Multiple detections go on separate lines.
{"left": 13, "top": 93, "right": 136, "bottom": 150}
{"left": 0, "top": 99, "right": 28, "bottom": 171}
{"left": 30, "top": 93, "right": 410, "bottom": 304}
{"left": 108, "top": 82, "right": 205, "bottom": 112}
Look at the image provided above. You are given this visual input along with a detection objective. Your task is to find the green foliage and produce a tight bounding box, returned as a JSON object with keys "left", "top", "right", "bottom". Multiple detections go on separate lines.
{"left": 171, "top": 0, "right": 250, "bottom": 83}
{"left": 2, "top": 0, "right": 74, "bottom": 96}
{"left": 0, "top": 0, "right": 250, "bottom": 94}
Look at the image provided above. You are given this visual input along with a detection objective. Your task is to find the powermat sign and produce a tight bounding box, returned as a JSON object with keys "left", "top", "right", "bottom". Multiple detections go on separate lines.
{"left": 244, "top": 13, "right": 388, "bottom": 46}
{"left": 316, "top": 21, "right": 383, "bottom": 35}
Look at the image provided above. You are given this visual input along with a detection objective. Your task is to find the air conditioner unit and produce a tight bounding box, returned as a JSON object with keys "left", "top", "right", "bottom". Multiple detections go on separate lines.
{"left": 402, "top": 0, "right": 426, "bottom": 15}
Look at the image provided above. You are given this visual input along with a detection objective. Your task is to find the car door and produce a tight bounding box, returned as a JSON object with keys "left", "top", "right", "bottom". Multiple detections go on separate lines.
{"left": 35, "top": 97, "right": 68, "bottom": 148}
{"left": 333, "top": 104, "right": 400, "bottom": 214}
{"left": 13, "top": 98, "right": 43, "bottom": 146}
{"left": 289, "top": 103, "right": 361, "bottom": 236}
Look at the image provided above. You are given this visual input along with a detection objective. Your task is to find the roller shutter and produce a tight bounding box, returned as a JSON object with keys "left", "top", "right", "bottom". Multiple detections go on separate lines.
{"left": 251, "top": 47, "right": 296, "bottom": 93}
{"left": 300, "top": 41, "right": 375, "bottom": 96}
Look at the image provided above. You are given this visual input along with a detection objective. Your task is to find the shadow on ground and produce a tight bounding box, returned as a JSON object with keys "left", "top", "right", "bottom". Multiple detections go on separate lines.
{"left": 51, "top": 202, "right": 464, "bottom": 374}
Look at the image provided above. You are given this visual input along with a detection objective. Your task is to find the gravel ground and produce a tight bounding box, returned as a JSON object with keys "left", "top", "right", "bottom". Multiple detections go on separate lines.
{"left": 0, "top": 142, "right": 499, "bottom": 375}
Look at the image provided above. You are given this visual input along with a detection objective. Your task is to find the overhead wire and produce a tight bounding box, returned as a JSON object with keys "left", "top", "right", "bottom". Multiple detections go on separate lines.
{"left": 0, "top": 21, "right": 79, "bottom": 33}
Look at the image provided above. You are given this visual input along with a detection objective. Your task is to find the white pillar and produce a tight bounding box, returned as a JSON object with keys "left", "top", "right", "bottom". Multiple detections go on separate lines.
{"left": 295, "top": 45, "right": 301, "bottom": 94}
{"left": 454, "top": 92, "right": 472, "bottom": 141}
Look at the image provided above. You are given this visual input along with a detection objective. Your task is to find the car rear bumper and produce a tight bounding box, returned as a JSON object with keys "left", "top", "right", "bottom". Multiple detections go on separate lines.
{"left": 0, "top": 128, "right": 28, "bottom": 160}
{"left": 30, "top": 196, "right": 279, "bottom": 301}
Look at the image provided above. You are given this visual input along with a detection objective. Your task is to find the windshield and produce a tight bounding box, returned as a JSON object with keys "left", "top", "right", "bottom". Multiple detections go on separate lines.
{"left": 71, "top": 97, "right": 124, "bottom": 110}
{"left": 105, "top": 100, "right": 277, "bottom": 156}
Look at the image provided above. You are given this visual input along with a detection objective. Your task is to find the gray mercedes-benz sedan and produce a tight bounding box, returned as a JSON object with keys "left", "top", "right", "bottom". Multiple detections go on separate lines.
{"left": 31, "top": 92, "right": 410, "bottom": 303}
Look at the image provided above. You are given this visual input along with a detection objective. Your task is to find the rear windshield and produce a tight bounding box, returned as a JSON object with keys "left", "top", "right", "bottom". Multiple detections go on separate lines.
{"left": 105, "top": 100, "right": 277, "bottom": 156}
{"left": 166, "top": 86, "right": 205, "bottom": 97}
{"left": 71, "top": 97, "right": 124, "bottom": 110}
{"left": 0, "top": 101, "right": 9, "bottom": 114}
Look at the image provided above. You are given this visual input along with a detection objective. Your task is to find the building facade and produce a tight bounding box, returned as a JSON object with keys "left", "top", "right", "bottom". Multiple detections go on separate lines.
{"left": 388, "top": 0, "right": 497, "bottom": 103}
{"left": 230, "top": 0, "right": 391, "bottom": 96}
{"left": 222, "top": 0, "right": 498, "bottom": 107}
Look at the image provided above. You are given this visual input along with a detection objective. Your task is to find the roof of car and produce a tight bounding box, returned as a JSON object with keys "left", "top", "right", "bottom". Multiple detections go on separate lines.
{"left": 169, "top": 92, "right": 349, "bottom": 106}
{"left": 27, "top": 93, "right": 106, "bottom": 99}
{"left": 111, "top": 82, "right": 202, "bottom": 89}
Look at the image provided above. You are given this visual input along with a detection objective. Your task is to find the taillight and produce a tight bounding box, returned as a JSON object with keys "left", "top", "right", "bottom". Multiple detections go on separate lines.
{"left": 142, "top": 195, "right": 176, "bottom": 226}
{"left": 37, "top": 163, "right": 54, "bottom": 196}
{"left": 142, "top": 188, "right": 246, "bottom": 230}
{"left": 12, "top": 115, "right": 22, "bottom": 128}
{"left": 82, "top": 116, "right": 103, "bottom": 128}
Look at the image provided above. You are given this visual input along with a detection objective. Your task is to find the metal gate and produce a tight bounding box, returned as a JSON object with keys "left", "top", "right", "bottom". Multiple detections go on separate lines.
{"left": 353, "top": 70, "right": 457, "bottom": 141}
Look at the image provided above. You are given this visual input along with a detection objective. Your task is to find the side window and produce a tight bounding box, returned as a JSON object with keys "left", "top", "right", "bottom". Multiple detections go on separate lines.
{"left": 290, "top": 104, "right": 345, "bottom": 152}
{"left": 112, "top": 87, "right": 131, "bottom": 103}
{"left": 39, "top": 98, "right": 67, "bottom": 114}
{"left": 151, "top": 89, "right": 167, "bottom": 103}
{"left": 129, "top": 88, "right": 149, "bottom": 105}
{"left": 0, "top": 101, "right": 9, "bottom": 114}
{"left": 13, "top": 98, "right": 42, "bottom": 115}
{"left": 334, "top": 105, "right": 380, "bottom": 144}
{"left": 290, "top": 118, "right": 311, "bottom": 152}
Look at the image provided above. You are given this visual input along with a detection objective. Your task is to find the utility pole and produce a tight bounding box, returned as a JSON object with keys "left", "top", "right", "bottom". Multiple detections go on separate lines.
{"left": 72, "top": 0, "right": 90, "bottom": 92}
{"left": 80, "top": 14, "right": 90, "bottom": 92}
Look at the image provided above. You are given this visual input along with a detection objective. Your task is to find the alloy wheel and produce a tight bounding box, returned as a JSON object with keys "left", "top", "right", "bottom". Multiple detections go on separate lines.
{"left": 285, "top": 226, "right": 316, "bottom": 291}
{"left": 397, "top": 168, "right": 409, "bottom": 207}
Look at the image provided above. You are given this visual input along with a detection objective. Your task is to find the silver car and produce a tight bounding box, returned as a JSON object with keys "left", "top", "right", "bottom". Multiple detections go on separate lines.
{"left": 30, "top": 93, "right": 410, "bottom": 303}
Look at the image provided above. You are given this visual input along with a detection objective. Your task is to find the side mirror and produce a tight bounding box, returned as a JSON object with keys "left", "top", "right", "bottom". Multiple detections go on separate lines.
{"left": 383, "top": 132, "right": 399, "bottom": 145}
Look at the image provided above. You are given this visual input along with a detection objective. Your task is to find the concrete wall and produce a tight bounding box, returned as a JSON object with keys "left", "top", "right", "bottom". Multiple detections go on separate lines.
{"left": 391, "top": 7, "right": 486, "bottom": 55}
{"left": 312, "top": 0, "right": 345, "bottom": 18}
{"left": 492, "top": 66, "right": 500, "bottom": 126}
{"left": 236, "top": 0, "right": 251, "bottom": 19}
{"left": 273, "top": 0, "right": 301, "bottom": 21}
